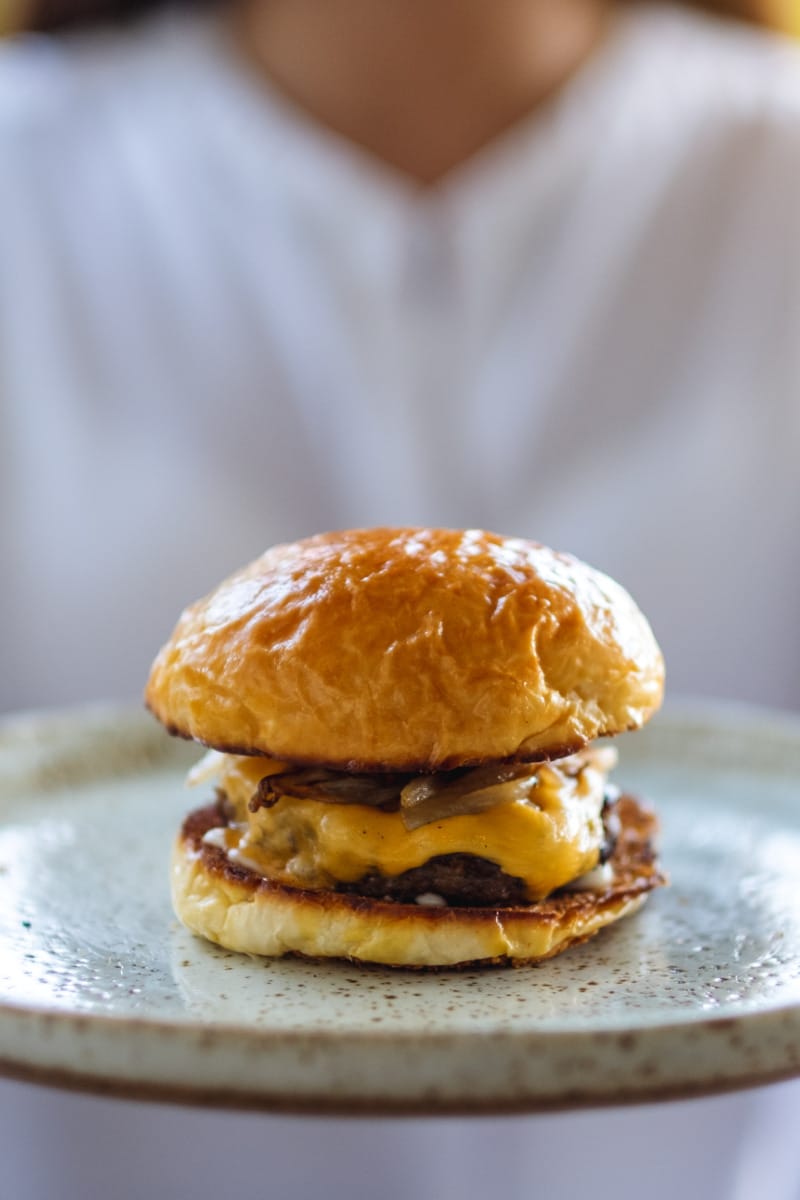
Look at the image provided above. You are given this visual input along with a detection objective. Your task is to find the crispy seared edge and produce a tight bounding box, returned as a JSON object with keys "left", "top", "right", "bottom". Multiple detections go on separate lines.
{"left": 172, "top": 795, "right": 666, "bottom": 969}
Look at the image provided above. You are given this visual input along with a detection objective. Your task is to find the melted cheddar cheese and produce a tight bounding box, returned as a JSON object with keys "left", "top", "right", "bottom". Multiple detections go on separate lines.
{"left": 190, "top": 750, "right": 611, "bottom": 901}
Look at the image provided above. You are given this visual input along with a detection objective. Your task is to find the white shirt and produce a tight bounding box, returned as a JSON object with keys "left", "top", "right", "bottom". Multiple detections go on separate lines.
{"left": 1, "top": 2, "right": 800, "bottom": 713}
{"left": 1, "top": 5, "right": 800, "bottom": 1199}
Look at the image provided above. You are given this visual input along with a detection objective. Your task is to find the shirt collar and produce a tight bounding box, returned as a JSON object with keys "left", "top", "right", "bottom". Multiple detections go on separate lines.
{"left": 156, "top": 6, "right": 648, "bottom": 293}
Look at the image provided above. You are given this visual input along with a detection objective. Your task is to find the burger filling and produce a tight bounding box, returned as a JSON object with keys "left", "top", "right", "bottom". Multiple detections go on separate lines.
{"left": 190, "top": 745, "right": 618, "bottom": 903}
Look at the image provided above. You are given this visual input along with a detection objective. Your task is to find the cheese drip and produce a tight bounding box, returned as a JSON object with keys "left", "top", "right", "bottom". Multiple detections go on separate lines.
{"left": 189, "top": 748, "right": 614, "bottom": 901}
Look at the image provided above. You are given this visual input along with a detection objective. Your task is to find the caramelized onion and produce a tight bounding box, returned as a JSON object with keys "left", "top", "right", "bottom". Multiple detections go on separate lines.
{"left": 250, "top": 768, "right": 405, "bottom": 812}
{"left": 399, "top": 763, "right": 539, "bottom": 831}
{"left": 247, "top": 745, "right": 616, "bottom": 825}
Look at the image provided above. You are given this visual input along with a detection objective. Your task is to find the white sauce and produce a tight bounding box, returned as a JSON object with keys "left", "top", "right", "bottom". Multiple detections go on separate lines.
{"left": 414, "top": 892, "right": 448, "bottom": 907}
{"left": 563, "top": 862, "right": 615, "bottom": 892}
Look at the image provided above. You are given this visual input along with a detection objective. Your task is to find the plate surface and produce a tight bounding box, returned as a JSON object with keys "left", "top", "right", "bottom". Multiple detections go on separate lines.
{"left": 1, "top": 702, "right": 800, "bottom": 1113}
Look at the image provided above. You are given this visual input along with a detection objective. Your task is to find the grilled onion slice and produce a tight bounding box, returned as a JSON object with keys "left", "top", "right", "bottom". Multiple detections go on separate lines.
{"left": 399, "top": 763, "right": 539, "bottom": 831}
{"left": 242, "top": 744, "right": 617, "bottom": 827}
{"left": 250, "top": 768, "right": 406, "bottom": 812}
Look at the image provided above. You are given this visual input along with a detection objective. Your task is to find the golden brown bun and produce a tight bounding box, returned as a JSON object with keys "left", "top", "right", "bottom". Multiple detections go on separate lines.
{"left": 147, "top": 528, "right": 664, "bottom": 770}
{"left": 172, "top": 797, "right": 665, "bottom": 968}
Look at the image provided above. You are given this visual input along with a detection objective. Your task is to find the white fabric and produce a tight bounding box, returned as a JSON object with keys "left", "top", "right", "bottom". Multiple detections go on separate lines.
{"left": 1, "top": 3, "right": 800, "bottom": 1197}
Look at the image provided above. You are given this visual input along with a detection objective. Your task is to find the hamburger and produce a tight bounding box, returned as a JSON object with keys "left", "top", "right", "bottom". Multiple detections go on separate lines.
{"left": 146, "top": 527, "right": 666, "bottom": 968}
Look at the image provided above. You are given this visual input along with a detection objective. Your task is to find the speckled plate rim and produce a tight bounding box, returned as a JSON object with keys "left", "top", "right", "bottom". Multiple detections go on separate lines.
{"left": 1, "top": 700, "right": 800, "bottom": 1115}
{"left": 0, "top": 999, "right": 800, "bottom": 1115}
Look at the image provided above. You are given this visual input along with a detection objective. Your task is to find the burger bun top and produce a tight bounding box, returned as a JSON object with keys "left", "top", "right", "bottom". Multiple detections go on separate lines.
{"left": 145, "top": 527, "right": 664, "bottom": 770}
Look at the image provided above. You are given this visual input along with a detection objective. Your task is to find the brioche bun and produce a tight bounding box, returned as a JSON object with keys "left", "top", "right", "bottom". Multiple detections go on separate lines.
{"left": 146, "top": 528, "right": 664, "bottom": 771}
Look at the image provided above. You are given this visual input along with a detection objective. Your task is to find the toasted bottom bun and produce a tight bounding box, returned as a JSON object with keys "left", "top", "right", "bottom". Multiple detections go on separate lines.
{"left": 172, "top": 796, "right": 666, "bottom": 968}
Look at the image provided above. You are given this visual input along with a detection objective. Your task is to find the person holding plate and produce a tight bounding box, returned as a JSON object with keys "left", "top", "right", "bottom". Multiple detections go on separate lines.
{"left": 1, "top": 0, "right": 800, "bottom": 1197}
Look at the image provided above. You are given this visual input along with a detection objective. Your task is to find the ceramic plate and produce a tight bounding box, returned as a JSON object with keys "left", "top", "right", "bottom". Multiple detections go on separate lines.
{"left": 1, "top": 702, "right": 800, "bottom": 1114}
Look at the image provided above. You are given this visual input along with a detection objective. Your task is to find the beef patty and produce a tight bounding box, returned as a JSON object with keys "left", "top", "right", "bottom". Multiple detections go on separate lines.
{"left": 336, "top": 796, "right": 620, "bottom": 906}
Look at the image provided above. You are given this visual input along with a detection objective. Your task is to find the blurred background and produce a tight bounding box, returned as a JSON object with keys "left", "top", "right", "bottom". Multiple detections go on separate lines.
{"left": 5, "top": 0, "right": 799, "bottom": 41}
{"left": 2, "top": 0, "right": 800, "bottom": 35}
{"left": 2, "top": 0, "right": 800, "bottom": 1197}
{"left": 3, "top": 0, "right": 797, "bottom": 35}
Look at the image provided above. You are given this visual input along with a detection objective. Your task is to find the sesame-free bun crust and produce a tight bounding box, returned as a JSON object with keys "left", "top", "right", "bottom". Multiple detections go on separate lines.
{"left": 173, "top": 797, "right": 664, "bottom": 968}
{"left": 147, "top": 528, "right": 664, "bottom": 770}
